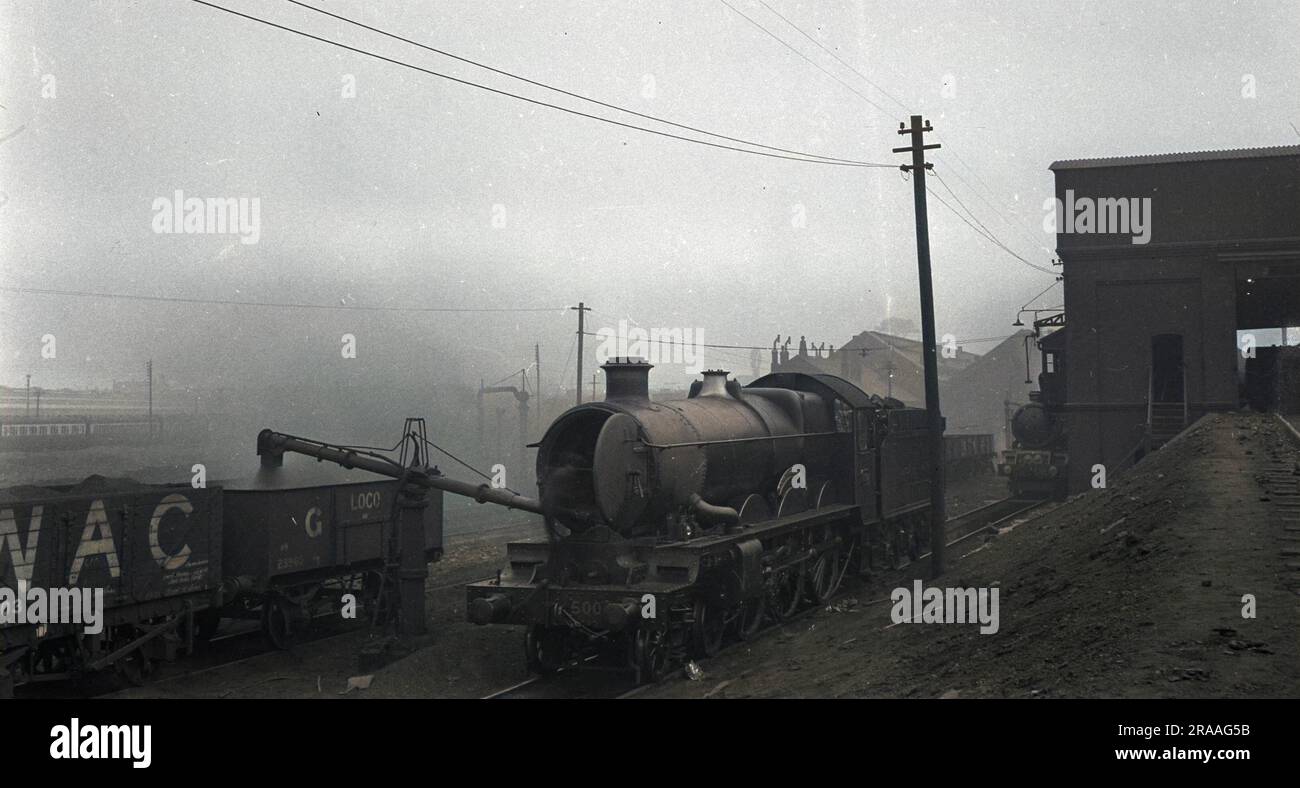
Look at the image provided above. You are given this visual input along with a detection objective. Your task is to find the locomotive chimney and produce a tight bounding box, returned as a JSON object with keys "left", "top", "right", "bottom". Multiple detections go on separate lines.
{"left": 602, "top": 357, "right": 653, "bottom": 401}
{"left": 697, "top": 369, "right": 731, "bottom": 397}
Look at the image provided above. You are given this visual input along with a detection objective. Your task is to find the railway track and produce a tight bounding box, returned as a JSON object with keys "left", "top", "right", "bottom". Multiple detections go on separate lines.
{"left": 481, "top": 495, "right": 1050, "bottom": 699}
{"left": 928, "top": 496, "right": 1045, "bottom": 553}
{"left": 141, "top": 620, "right": 365, "bottom": 691}
{"left": 483, "top": 661, "right": 640, "bottom": 699}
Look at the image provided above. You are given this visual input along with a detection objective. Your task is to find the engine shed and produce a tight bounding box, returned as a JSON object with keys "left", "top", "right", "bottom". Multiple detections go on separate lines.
{"left": 1050, "top": 144, "right": 1300, "bottom": 493}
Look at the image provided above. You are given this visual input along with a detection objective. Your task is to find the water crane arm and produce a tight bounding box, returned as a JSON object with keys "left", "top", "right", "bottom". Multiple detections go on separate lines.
{"left": 256, "top": 428, "right": 546, "bottom": 515}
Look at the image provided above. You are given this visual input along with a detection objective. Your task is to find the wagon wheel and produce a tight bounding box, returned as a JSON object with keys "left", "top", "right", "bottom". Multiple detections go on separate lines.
{"left": 525, "top": 625, "right": 568, "bottom": 675}
{"left": 114, "top": 649, "right": 154, "bottom": 687}
{"left": 262, "top": 595, "right": 294, "bottom": 650}
{"left": 807, "top": 525, "right": 847, "bottom": 605}
{"left": 634, "top": 626, "right": 669, "bottom": 684}
{"left": 732, "top": 596, "right": 766, "bottom": 640}
{"left": 690, "top": 597, "right": 726, "bottom": 658}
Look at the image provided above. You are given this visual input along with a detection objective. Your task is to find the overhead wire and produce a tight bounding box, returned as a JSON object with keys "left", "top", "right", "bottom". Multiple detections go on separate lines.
{"left": 729, "top": 1, "right": 1058, "bottom": 274}
{"left": 285, "top": 0, "right": 881, "bottom": 167}
{"left": 717, "top": 0, "right": 896, "bottom": 120}
{"left": 191, "top": 0, "right": 895, "bottom": 169}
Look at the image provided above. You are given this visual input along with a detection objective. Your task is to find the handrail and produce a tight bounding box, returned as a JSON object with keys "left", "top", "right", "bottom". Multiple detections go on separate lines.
{"left": 1182, "top": 363, "right": 1189, "bottom": 426}
{"left": 1146, "top": 366, "right": 1153, "bottom": 433}
{"left": 1114, "top": 427, "right": 1150, "bottom": 474}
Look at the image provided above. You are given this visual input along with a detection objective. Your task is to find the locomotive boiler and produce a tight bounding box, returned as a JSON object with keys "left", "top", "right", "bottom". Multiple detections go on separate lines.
{"left": 538, "top": 360, "right": 840, "bottom": 540}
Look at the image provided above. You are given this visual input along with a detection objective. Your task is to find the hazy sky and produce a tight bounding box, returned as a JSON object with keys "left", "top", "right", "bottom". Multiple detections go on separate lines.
{"left": 2, "top": 0, "right": 1297, "bottom": 395}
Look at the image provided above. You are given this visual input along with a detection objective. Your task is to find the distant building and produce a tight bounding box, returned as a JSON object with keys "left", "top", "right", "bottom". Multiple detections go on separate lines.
{"left": 773, "top": 330, "right": 976, "bottom": 404}
{"left": 943, "top": 330, "right": 1042, "bottom": 451}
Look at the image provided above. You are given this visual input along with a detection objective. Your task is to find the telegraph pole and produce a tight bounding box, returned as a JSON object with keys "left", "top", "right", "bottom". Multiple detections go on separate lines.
{"left": 25, "top": 374, "right": 31, "bottom": 417}
{"left": 893, "top": 115, "right": 947, "bottom": 578}
{"left": 571, "top": 302, "right": 590, "bottom": 405}
{"left": 146, "top": 360, "right": 154, "bottom": 439}
{"left": 591, "top": 373, "right": 598, "bottom": 402}
{"left": 518, "top": 368, "right": 530, "bottom": 471}
{"left": 535, "top": 343, "right": 542, "bottom": 430}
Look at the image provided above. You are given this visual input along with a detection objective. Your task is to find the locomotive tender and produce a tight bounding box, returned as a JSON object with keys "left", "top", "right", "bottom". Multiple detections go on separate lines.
{"left": 466, "top": 358, "right": 937, "bottom": 680}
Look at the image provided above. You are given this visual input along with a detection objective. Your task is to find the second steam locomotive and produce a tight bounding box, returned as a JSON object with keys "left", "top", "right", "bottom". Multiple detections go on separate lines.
{"left": 999, "top": 323, "right": 1069, "bottom": 499}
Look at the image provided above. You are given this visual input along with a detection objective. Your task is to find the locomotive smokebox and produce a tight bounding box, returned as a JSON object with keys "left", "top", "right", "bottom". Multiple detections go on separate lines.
{"left": 602, "top": 357, "right": 653, "bottom": 401}
{"left": 1011, "top": 401, "right": 1059, "bottom": 449}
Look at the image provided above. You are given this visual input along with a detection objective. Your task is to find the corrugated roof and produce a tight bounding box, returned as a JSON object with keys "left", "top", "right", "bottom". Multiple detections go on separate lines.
{"left": 1049, "top": 144, "right": 1300, "bottom": 171}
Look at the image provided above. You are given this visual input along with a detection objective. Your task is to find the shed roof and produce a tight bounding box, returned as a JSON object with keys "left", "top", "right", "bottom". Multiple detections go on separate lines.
{"left": 1049, "top": 144, "right": 1300, "bottom": 171}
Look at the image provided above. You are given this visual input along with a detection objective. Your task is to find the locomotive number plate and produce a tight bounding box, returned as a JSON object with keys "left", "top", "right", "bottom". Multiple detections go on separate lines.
{"left": 564, "top": 598, "right": 604, "bottom": 619}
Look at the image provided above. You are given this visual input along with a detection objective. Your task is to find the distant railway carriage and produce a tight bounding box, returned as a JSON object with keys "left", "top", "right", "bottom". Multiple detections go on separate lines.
{"left": 0, "top": 417, "right": 165, "bottom": 450}
{"left": 943, "top": 433, "right": 995, "bottom": 480}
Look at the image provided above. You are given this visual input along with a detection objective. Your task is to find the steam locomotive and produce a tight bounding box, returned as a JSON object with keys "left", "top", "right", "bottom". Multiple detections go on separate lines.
{"left": 465, "top": 358, "right": 936, "bottom": 681}
{"left": 999, "top": 325, "right": 1069, "bottom": 499}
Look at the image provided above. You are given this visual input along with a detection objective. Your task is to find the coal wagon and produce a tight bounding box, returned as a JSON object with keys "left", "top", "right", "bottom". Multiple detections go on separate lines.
{"left": 219, "top": 466, "right": 443, "bottom": 648}
{"left": 0, "top": 477, "right": 223, "bottom": 693}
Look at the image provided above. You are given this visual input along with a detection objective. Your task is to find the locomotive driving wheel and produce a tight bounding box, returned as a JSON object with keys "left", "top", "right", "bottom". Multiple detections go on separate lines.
{"left": 690, "top": 597, "right": 726, "bottom": 658}
{"left": 634, "top": 626, "right": 669, "bottom": 684}
{"left": 767, "top": 565, "right": 804, "bottom": 621}
{"left": 767, "top": 533, "right": 805, "bottom": 620}
{"left": 732, "top": 596, "right": 766, "bottom": 640}
{"left": 807, "top": 524, "right": 847, "bottom": 604}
